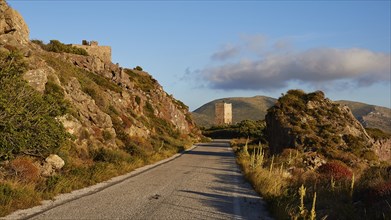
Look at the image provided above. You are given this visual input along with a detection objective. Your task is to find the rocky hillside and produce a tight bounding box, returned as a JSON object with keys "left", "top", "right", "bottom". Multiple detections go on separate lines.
{"left": 193, "top": 96, "right": 391, "bottom": 133}
{"left": 265, "top": 90, "right": 373, "bottom": 157}
{"left": 0, "top": 0, "right": 199, "bottom": 164}
{"left": 0, "top": 1, "right": 203, "bottom": 216}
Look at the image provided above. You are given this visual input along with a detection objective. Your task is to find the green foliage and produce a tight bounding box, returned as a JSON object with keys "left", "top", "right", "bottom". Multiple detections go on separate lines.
{"left": 44, "top": 80, "right": 69, "bottom": 116}
{"left": 0, "top": 50, "right": 27, "bottom": 79}
{"left": 125, "top": 69, "right": 156, "bottom": 92}
{"left": 42, "top": 52, "right": 122, "bottom": 94}
{"left": 144, "top": 101, "right": 154, "bottom": 115}
{"left": 202, "top": 120, "right": 266, "bottom": 140}
{"left": 0, "top": 183, "right": 14, "bottom": 206}
{"left": 238, "top": 120, "right": 266, "bottom": 138}
{"left": 134, "top": 66, "right": 143, "bottom": 71}
{"left": 32, "top": 39, "right": 89, "bottom": 56}
{"left": 0, "top": 50, "right": 68, "bottom": 160}
{"left": 135, "top": 96, "right": 141, "bottom": 105}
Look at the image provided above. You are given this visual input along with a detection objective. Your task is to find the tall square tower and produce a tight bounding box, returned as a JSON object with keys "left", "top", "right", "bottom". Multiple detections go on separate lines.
{"left": 215, "top": 102, "right": 232, "bottom": 125}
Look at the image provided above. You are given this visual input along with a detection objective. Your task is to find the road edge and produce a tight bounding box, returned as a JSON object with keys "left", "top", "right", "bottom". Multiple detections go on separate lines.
{"left": 2, "top": 144, "right": 199, "bottom": 220}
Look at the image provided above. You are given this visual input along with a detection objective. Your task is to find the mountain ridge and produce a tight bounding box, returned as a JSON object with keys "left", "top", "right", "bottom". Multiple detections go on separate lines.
{"left": 192, "top": 95, "right": 391, "bottom": 133}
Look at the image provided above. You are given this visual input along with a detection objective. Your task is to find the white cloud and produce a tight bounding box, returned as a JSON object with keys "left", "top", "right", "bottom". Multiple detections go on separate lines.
{"left": 201, "top": 47, "right": 390, "bottom": 90}
{"left": 210, "top": 44, "right": 240, "bottom": 61}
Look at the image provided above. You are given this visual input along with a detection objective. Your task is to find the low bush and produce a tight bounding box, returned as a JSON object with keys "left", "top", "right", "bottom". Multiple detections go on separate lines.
{"left": 134, "top": 66, "right": 143, "bottom": 71}
{"left": 0, "top": 50, "right": 69, "bottom": 160}
{"left": 32, "top": 39, "right": 88, "bottom": 56}
{"left": 318, "top": 160, "right": 353, "bottom": 180}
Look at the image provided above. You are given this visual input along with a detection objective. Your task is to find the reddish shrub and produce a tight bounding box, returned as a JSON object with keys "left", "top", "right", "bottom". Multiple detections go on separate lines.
{"left": 318, "top": 160, "right": 353, "bottom": 180}
{"left": 10, "top": 157, "right": 40, "bottom": 183}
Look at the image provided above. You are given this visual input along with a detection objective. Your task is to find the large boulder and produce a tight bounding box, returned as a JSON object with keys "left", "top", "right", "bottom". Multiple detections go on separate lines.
{"left": 41, "top": 154, "right": 65, "bottom": 177}
{"left": 265, "top": 90, "right": 373, "bottom": 155}
{"left": 0, "top": 0, "right": 29, "bottom": 46}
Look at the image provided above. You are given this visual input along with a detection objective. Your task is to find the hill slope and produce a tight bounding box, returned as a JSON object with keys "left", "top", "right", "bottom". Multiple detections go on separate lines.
{"left": 193, "top": 96, "right": 391, "bottom": 133}
{"left": 336, "top": 100, "right": 391, "bottom": 133}
{"left": 192, "top": 96, "right": 276, "bottom": 127}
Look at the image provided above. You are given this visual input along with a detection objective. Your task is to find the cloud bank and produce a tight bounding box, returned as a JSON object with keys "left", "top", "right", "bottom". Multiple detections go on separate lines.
{"left": 201, "top": 47, "right": 390, "bottom": 91}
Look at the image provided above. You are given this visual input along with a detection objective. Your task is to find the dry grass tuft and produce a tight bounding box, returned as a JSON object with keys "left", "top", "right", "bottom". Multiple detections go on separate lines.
{"left": 10, "top": 157, "right": 40, "bottom": 183}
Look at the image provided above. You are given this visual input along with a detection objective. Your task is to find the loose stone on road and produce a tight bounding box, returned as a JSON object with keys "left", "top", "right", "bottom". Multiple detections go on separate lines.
{"left": 7, "top": 140, "right": 272, "bottom": 220}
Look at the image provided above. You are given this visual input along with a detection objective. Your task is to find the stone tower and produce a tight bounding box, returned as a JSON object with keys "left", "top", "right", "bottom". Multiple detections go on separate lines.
{"left": 215, "top": 102, "right": 232, "bottom": 125}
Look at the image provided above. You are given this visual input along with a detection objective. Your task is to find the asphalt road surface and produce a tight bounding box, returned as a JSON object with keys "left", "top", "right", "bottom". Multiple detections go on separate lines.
{"left": 15, "top": 140, "right": 272, "bottom": 219}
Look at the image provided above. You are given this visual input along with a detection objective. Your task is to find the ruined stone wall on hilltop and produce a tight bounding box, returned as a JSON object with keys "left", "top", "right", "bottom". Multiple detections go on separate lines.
{"left": 72, "top": 41, "right": 111, "bottom": 63}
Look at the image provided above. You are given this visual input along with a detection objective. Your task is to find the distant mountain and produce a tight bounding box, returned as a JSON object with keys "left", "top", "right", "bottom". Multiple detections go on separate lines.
{"left": 192, "top": 96, "right": 391, "bottom": 133}
{"left": 335, "top": 100, "right": 391, "bottom": 133}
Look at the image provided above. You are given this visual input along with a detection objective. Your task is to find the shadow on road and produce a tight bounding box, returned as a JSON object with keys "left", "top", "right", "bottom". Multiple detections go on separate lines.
{"left": 178, "top": 190, "right": 238, "bottom": 216}
{"left": 184, "top": 150, "right": 232, "bottom": 157}
{"left": 179, "top": 141, "right": 272, "bottom": 219}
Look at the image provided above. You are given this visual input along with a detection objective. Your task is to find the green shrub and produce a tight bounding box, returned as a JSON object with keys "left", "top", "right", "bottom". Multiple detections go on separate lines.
{"left": 202, "top": 120, "right": 266, "bottom": 140}
{"left": 134, "top": 66, "right": 143, "bottom": 71}
{"left": 135, "top": 96, "right": 141, "bottom": 105}
{"left": 0, "top": 183, "right": 14, "bottom": 206}
{"left": 44, "top": 80, "right": 69, "bottom": 116}
{"left": 0, "top": 50, "right": 69, "bottom": 160}
{"left": 32, "top": 39, "right": 89, "bottom": 56}
{"left": 102, "top": 130, "right": 113, "bottom": 141}
{"left": 125, "top": 69, "right": 156, "bottom": 92}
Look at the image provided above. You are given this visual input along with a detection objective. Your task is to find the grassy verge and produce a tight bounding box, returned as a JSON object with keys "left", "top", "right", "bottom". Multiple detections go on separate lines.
{"left": 232, "top": 138, "right": 391, "bottom": 220}
{"left": 0, "top": 141, "right": 192, "bottom": 217}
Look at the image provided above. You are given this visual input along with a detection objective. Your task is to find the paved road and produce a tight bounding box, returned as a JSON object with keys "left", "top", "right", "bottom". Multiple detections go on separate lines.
{"left": 18, "top": 140, "right": 272, "bottom": 219}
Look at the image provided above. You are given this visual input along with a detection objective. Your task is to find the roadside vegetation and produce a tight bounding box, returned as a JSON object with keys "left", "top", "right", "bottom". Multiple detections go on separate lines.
{"left": 233, "top": 138, "right": 390, "bottom": 219}
{"left": 225, "top": 92, "right": 391, "bottom": 219}
{"left": 0, "top": 47, "right": 195, "bottom": 216}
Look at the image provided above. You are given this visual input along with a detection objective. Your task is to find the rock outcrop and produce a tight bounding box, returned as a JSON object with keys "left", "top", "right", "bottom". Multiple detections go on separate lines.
{"left": 0, "top": 0, "right": 29, "bottom": 46}
{"left": 373, "top": 138, "right": 391, "bottom": 162}
{"left": 266, "top": 90, "right": 373, "bottom": 155}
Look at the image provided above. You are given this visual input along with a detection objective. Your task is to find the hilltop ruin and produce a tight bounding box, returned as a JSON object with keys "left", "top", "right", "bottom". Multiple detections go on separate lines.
{"left": 72, "top": 40, "right": 111, "bottom": 63}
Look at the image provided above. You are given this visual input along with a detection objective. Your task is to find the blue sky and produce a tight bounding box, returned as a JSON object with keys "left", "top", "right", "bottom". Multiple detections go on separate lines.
{"left": 8, "top": 0, "right": 391, "bottom": 110}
